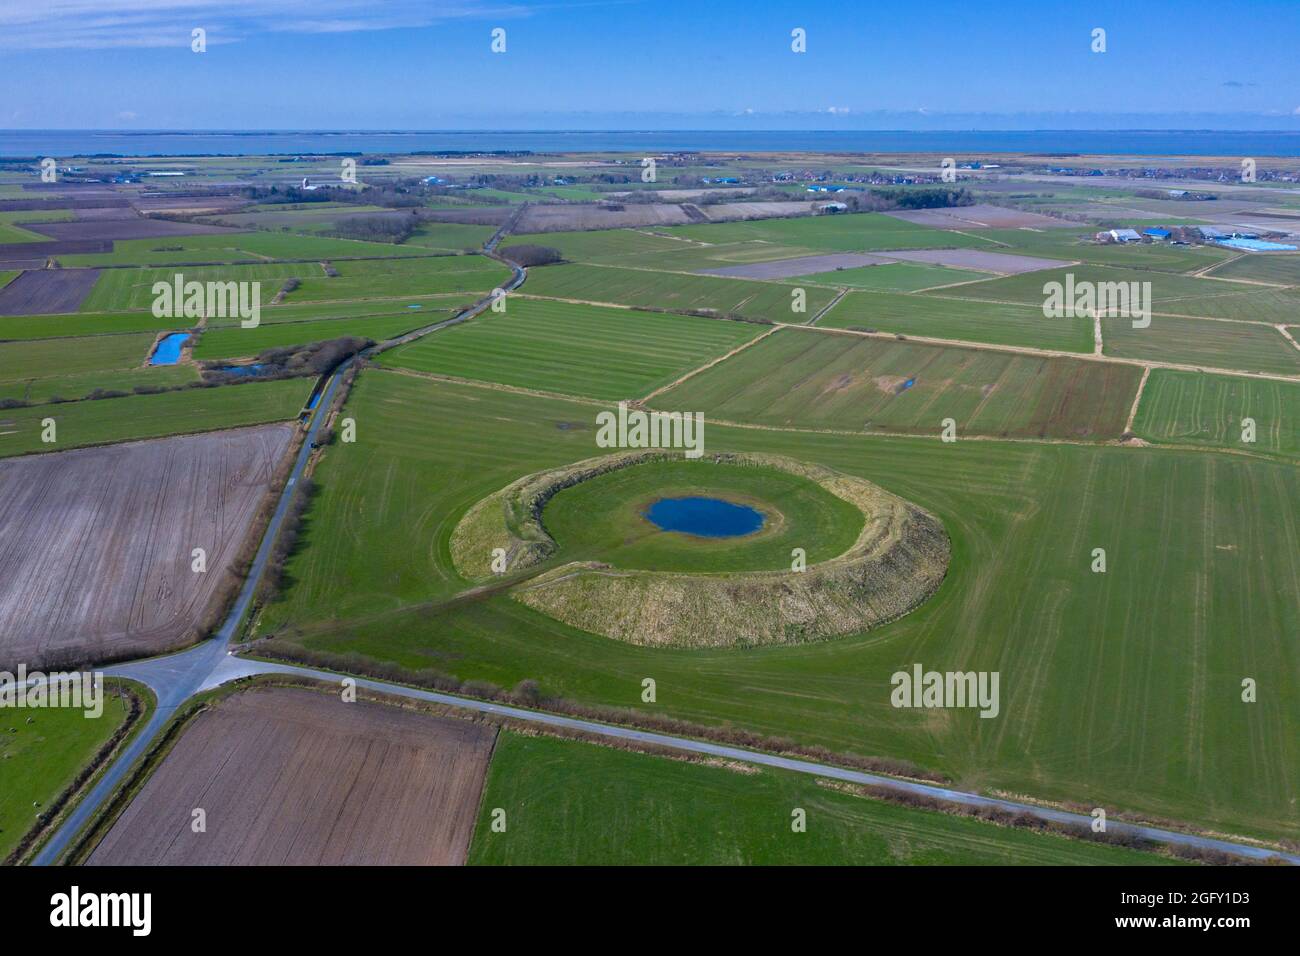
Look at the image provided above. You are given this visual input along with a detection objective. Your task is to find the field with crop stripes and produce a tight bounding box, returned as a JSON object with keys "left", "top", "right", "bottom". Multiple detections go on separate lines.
{"left": 0, "top": 378, "right": 311, "bottom": 457}
{"left": 378, "top": 297, "right": 763, "bottom": 400}
{"left": 819, "top": 290, "right": 1094, "bottom": 352}
{"left": 1101, "top": 315, "right": 1300, "bottom": 375}
{"left": 520, "top": 262, "right": 839, "bottom": 322}
{"left": 658, "top": 212, "right": 989, "bottom": 252}
{"left": 653, "top": 327, "right": 1140, "bottom": 439}
{"left": 1133, "top": 369, "right": 1300, "bottom": 457}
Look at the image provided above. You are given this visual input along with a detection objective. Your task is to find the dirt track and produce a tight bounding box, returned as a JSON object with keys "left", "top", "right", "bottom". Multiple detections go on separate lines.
{"left": 87, "top": 687, "right": 497, "bottom": 865}
{"left": 0, "top": 424, "right": 293, "bottom": 668}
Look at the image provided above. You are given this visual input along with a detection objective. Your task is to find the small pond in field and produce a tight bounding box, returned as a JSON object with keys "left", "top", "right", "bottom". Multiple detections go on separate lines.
{"left": 643, "top": 496, "right": 765, "bottom": 538}
{"left": 148, "top": 332, "right": 189, "bottom": 365}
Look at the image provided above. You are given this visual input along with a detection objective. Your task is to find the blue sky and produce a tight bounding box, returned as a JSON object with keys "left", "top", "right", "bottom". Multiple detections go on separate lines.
{"left": 5, "top": 0, "right": 1300, "bottom": 129}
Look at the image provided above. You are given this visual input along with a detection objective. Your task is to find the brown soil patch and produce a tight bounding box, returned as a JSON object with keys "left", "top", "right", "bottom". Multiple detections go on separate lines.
{"left": 25, "top": 219, "right": 235, "bottom": 241}
{"left": 0, "top": 424, "right": 293, "bottom": 668}
{"left": 0, "top": 269, "right": 101, "bottom": 315}
{"left": 822, "top": 372, "right": 856, "bottom": 394}
{"left": 86, "top": 687, "right": 497, "bottom": 865}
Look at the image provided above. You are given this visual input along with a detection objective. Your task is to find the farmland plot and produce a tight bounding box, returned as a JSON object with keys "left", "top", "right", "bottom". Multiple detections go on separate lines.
{"left": 0, "top": 424, "right": 293, "bottom": 667}
{"left": 653, "top": 328, "right": 1139, "bottom": 439}
{"left": 1203, "top": 253, "right": 1300, "bottom": 285}
{"left": 87, "top": 687, "right": 496, "bottom": 865}
{"left": 0, "top": 270, "right": 100, "bottom": 314}
{"left": 287, "top": 254, "right": 509, "bottom": 303}
{"left": 58, "top": 232, "right": 432, "bottom": 268}
{"left": 659, "top": 213, "right": 989, "bottom": 252}
{"left": 1102, "top": 315, "right": 1300, "bottom": 375}
{"left": 1133, "top": 369, "right": 1300, "bottom": 457}
{"left": 379, "top": 298, "right": 762, "bottom": 400}
{"left": 521, "top": 263, "right": 838, "bottom": 322}
{"left": 0, "top": 378, "right": 311, "bottom": 458}
{"left": 791, "top": 262, "right": 987, "bottom": 292}
{"left": 470, "top": 733, "right": 1173, "bottom": 866}
{"left": 817, "top": 291, "right": 1094, "bottom": 352}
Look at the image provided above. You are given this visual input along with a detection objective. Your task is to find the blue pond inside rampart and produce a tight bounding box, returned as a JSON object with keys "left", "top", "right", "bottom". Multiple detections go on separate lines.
{"left": 643, "top": 496, "right": 765, "bottom": 538}
{"left": 148, "top": 332, "right": 189, "bottom": 365}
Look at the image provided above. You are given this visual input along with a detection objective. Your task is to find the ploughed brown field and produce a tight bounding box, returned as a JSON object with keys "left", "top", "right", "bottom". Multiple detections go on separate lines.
{"left": 87, "top": 688, "right": 498, "bottom": 865}
{"left": 0, "top": 424, "right": 293, "bottom": 668}
{"left": 22, "top": 218, "right": 236, "bottom": 241}
{"left": 0, "top": 268, "right": 101, "bottom": 314}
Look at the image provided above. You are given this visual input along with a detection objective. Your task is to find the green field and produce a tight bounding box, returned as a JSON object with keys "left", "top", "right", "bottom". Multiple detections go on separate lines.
{"left": 0, "top": 222, "right": 52, "bottom": 244}
{"left": 0, "top": 309, "right": 176, "bottom": 340}
{"left": 287, "top": 254, "right": 509, "bottom": 303}
{"left": 521, "top": 263, "right": 839, "bottom": 321}
{"left": 542, "top": 458, "right": 863, "bottom": 572}
{"left": 0, "top": 333, "right": 201, "bottom": 402}
{"left": 655, "top": 327, "right": 1140, "bottom": 440}
{"left": 1133, "top": 369, "right": 1300, "bottom": 457}
{"left": 78, "top": 255, "right": 505, "bottom": 313}
{"left": 379, "top": 297, "right": 762, "bottom": 400}
{"left": 0, "top": 691, "right": 131, "bottom": 861}
{"left": 468, "top": 733, "right": 1178, "bottom": 865}
{"left": 1101, "top": 315, "right": 1300, "bottom": 375}
{"left": 81, "top": 263, "right": 304, "bottom": 312}
{"left": 1150, "top": 285, "right": 1300, "bottom": 326}
{"left": 945, "top": 262, "right": 1300, "bottom": 328}
{"left": 58, "top": 232, "right": 432, "bottom": 267}
{"left": 254, "top": 372, "right": 1299, "bottom": 844}
{"left": 0, "top": 364, "right": 199, "bottom": 404}
{"left": 0, "top": 378, "right": 311, "bottom": 457}
{"left": 405, "top": 222, "right": 498, "bottom": 251}
{"left": 0, "top": 295, "right": 476, "bottom": 340}
{"left": 0, "top": 332, "right": 156, "bottom": 382}
{"left": 949, "top": 263, "right": 1224, "bottom": 308}
{"left": 819, "top": 290, "right": 1094, "bottom": 352}
{"left": 501, "top": 228, "right": 688, "bottom": 265}
{"left": 659, "top": 213, "right": 989, "bottom": 252}
{"left": 793, "top": 262, "right": 987, "bottom": 292}
{"left": 1202, "top": 253, "right": 1300, "bottom": 285}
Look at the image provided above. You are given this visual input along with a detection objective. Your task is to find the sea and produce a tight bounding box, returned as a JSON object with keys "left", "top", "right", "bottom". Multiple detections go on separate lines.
{"left": 4, "top": 129, "right": 1300, "bottom": 158}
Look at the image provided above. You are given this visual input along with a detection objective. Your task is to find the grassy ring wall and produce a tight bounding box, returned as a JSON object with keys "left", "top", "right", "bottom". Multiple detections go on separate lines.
{"left": 450, "top": 451, "right": 950, "bottom": 648}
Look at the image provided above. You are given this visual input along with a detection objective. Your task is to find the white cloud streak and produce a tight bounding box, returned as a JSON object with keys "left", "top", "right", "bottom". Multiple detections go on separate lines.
{"left": 0, "top": 0, "right": 530, "bottom": 49}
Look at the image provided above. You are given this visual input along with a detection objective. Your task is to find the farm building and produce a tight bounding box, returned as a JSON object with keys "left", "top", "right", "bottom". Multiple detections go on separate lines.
{"left": 1108, "top": 228, "right": 1142, "bottom": 243}
{"left": 1143, "top": 228, "right": 1171, "bottom": 240}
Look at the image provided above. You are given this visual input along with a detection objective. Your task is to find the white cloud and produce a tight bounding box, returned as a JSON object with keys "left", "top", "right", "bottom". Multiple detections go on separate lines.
{"left": 0, "top": 1, "right": 531, "bottom": 50}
